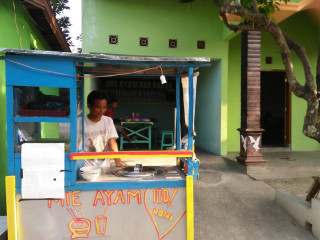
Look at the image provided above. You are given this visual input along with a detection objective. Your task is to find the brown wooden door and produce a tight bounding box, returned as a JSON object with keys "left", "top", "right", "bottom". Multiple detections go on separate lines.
{"left": 260, "top": 71, "right": 290, "bottom": 147}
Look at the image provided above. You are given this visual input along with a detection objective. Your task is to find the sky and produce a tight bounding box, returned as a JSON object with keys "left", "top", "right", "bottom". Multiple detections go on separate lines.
{"left": 64, "top": 0, "right": 82, "bottom": 52}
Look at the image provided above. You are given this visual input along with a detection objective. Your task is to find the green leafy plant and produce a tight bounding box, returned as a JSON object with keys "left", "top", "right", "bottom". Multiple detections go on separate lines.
{"left": 49, "top": 0, "right": 73, "bottom": 46}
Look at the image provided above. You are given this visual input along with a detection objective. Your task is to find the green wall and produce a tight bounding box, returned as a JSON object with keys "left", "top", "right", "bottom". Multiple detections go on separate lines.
{"left": 40, "top": 88, "right": 60, "bottom": 139}
{"left": 0, "top": 0, "right": 50, "bottom": 49}
{"left": 227, "top": 34, "right": 241, "bottom": 152}
{"left": 82, "top": 1, "right": 320, "bottom": 155}
{"left": 196, "top": 60, "right": 224, "bottom": 154}
{"left": 83, "top": 0, "right": 227, "bottom": 58}
{"left": 227, "top": 11, "right": 320, "bottom": 152}
{"left": 0, "top": 0, "right": 52, "bottom": 215}
{"left": 82, "top": 0, "right": 229, "bottom": 155}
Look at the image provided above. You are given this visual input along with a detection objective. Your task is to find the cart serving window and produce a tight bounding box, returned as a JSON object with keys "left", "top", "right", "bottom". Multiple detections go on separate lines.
{"left": 2, "top": 49, "right": 210, "bottom": 240}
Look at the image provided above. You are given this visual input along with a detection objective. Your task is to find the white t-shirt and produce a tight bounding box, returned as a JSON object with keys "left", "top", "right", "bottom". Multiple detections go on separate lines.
{"left": 78, "top": 115, "right": 118, "bottom": 167}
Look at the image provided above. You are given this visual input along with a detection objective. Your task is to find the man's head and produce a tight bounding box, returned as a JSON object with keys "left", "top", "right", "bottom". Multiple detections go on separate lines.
{"left": 87, "top": 90, "right": 108, "bottom": 120}
{"left": 109, "top": 99, "right": 118, "bottom": 109}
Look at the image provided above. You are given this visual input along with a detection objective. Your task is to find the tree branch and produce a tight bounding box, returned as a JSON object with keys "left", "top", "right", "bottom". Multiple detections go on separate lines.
{"left": 219, "top": 4, "right": 306, "bottom": 99}
{"left": 219, "top": 4, "right": 269, "bottom": 26}
{"left": 216, "top": 1, "right": 320, "bottom": 142}
{"left": 284, "top": 34, "right": 316, "bottom": 99}
{"left": 220, "top": 11, "right": 255, "bottom": 32}
{"left": 252, "top": 0, "right": 259, "bottom": 13}
{"left": 303, "top": 101, "right": 320, "bottom": 143}
{"left": 317, "top": 44, "right": 320, "bottom": 99}
{"left": 220, "top": 11, "right": 240, "bottom": 31}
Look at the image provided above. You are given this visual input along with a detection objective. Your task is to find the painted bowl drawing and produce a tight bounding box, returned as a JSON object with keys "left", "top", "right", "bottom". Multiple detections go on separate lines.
{"left": 69, "top": 218, "right": 91, "bottom": 239}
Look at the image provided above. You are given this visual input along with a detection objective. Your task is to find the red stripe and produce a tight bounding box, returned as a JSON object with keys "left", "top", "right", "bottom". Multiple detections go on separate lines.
{"left": 70, "top": 151, "right": 193, "bottom": 159}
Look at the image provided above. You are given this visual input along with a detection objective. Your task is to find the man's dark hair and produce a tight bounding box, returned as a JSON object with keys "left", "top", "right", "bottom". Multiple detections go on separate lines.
{"left": 109, "top": 99, "right": 118, "bottom": 104}
{"left": 87, "top": 90, "right": 108, "bottom": 106}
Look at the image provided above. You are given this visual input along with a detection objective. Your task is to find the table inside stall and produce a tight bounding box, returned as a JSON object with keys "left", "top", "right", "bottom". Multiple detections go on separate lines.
{"left": 120, "top": 121, "right": 153, "bottom": 150}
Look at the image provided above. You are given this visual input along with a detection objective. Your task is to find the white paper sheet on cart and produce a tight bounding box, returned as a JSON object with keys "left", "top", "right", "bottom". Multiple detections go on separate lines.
{"left": 21, "top": 143, "right": 65, "bottom": 199}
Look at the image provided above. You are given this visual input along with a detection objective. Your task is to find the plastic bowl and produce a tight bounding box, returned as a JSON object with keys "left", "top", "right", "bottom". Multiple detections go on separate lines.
{"left": 80, "top": 166, "right": 101, "bottom": 181}
{"left": 80, "top": 166, "right": 101, "bottom": 174}
{"left": 80, "top": 171, "right": 101, "bottom": 182}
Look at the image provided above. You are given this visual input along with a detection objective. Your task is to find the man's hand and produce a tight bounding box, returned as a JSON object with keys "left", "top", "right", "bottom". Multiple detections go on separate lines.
{"left": 115, "top": 158, "right": 127, "bottom": 167}
{"left": 108, "top": 138, "right": 127, "bottom": 167}
{"left": 88, "top": 138, "right": 96, "bottom": 152}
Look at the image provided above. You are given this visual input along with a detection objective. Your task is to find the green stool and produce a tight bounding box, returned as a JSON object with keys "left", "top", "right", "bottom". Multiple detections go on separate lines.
{"left": 160, "top": 130, "right": 174, "bottom": 150}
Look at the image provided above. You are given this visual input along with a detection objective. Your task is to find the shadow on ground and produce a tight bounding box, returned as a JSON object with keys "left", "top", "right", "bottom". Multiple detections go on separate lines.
{"left": 193, "top": 148, "right": 317, "bottom": 240}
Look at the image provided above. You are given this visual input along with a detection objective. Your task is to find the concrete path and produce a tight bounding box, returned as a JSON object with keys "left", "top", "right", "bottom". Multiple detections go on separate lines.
{"left": 194, "top": 149, "right": 317, "bottom": 240}
{"left": 227, "top": 150, "right": 320, "bottom": 198}
{"left": 227, "top": 150, "right": 320, "bottom": 180}
{"left": 0, "top": 216, "right": 7, "bottom": 240}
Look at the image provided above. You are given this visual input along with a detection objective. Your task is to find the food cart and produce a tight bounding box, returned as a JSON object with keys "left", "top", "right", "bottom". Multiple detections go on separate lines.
{"left": 2, "top": 49, "right": 210, "bottom": 240}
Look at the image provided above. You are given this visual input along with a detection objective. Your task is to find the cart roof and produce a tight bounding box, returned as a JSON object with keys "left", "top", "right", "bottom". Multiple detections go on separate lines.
{"left": 1, "top": 48, "right": 211, "bottom": 77}
{"left": 0, "top": 48, "right": 210, "bottom": 62}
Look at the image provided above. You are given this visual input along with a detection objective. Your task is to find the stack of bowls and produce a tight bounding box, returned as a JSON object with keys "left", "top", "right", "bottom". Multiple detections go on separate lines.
{"left": 80, "top": 166, "right": 101, "bottom": 182}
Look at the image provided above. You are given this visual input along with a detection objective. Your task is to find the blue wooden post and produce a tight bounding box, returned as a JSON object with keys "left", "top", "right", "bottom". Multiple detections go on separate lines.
{"left": 80, "top": 71, "right": 85, "bottom": 152}
{"left": 69, "top": 73, "right": 77, "bottom": 186}
{"left": 6, "top": 86, "right": 14, "bottom": 176}
{"left": 188, "top": 67, "right": 194, "bottom": 176}
{"left": 176, "top": 74, "right": 181, "bottom": 151}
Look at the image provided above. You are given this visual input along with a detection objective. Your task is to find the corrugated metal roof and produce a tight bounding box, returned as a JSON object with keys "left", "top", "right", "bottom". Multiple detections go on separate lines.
{"left": 1, "top": 48, "right": 211, "bottom": 77}
{"left": 0, "top": 48, "right": 210, "bottom": 63}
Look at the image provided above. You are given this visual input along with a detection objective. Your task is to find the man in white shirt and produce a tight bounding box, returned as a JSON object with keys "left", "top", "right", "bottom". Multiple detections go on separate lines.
{"left": 78, "top": 90, "right": 127, "bottom": 167}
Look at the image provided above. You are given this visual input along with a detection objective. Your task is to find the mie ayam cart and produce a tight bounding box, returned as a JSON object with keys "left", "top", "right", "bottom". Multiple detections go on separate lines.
{"left": 2, "top": 48, "right": 210, "bottom": 240}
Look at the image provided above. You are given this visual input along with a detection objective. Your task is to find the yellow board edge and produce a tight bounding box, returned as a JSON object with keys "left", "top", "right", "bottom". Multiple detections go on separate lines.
{"left": 5, "top": 176, "right": 17, "bottom": 240}
{"left": 186, "top": 175, "right": 194, "bottom": 240}
{"left": 71, "top": 154, "right": 193, "bottom": 160}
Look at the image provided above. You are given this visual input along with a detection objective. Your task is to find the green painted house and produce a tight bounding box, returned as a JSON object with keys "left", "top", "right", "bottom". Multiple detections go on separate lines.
{"left": 0, "top": 0, "right": 69, "bottom": 215}
{"left": 1, "top": 0, "right": 319, "bottom": 218}
{"left": 81, "top": 0, "right": 320, "bottom": 156}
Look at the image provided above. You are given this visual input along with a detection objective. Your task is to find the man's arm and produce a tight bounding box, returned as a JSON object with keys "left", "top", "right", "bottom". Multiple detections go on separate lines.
{"left": 108, "top": 138, "right": 127, "bottom": 167}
